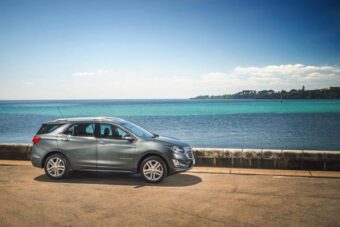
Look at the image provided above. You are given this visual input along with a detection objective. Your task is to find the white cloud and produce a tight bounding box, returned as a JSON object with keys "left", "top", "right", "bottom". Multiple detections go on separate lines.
{"left": 63, "top": 64, "right": 339, "bottom": 98}
{"left": 302, "top": 72, "right": 337, "bottom": 81}
{"left": 234, "top": 64, "right": 340, "bottom": 78}
{"left": 72, "top": 69, "right": 113, "bottom": 77}
{"left": 22, "top": 81, "right": 35, "bottom": 85}
{"left": 234, "top": 65, "right": 299, "bottom": 76}
{"left": 2, "top": 64, "right": 339, "bottom": 99}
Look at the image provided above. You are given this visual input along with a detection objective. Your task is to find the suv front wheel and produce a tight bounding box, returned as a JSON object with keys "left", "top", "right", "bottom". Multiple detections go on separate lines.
{"left": 44, "top": 154, "right": 70, "bottom": 179}
{"left": 141, "top": 156, "right": 167, "bottom": 183}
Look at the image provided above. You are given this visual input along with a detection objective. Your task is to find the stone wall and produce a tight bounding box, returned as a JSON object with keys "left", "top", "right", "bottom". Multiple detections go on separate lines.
{"left": 193, "top": 148, "right": 340, "bottom": 171}
{"left": 1, "top": 144, "right": 340, "bottom": 171}
{"left": 0, "top": 144, "right": 32, "bottom": 160}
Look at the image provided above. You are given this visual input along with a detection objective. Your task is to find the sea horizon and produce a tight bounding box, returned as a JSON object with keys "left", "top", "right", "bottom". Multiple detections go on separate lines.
{"left": 1, "top": 99, "right": 340, "bottom": 150}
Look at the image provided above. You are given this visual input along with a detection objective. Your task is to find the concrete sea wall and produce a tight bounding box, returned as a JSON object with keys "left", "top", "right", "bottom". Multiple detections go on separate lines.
{"left": 1, "top": 144, "right": 340, "bottom": 171}
{"left": 194, "top": 148, "right": 340, "bottom": 171}
{"left": 0, "top": 144, "right": 32, "bottom": 160}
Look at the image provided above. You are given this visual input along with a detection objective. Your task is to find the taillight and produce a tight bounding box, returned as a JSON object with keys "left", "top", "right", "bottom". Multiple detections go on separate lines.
{"left": 32, "top": 136, "right": 41, "bottom": 144}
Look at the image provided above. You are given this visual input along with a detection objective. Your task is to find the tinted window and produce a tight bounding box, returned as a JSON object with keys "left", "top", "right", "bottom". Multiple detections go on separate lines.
{"left": 117, "top": 127, "right": 128, "bottom": 137}
{"left": 99, "top": 124, "right": 129, "bottom": 139}
{"left": 121, "top": 122, "right": 154, "bottom": 138}
{"left": 63, "top": 123, "right": 95, "bottom": 137}
{"left": 37, "top": 124, "right": 64, "bottom": 134}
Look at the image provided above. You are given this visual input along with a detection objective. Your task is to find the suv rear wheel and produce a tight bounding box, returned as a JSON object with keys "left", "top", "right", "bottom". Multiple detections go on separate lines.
{"left": 44, "top": 154, "right": 70, "bottom": 179}
{"left": 141, "top": 156, "right": 167, "bottom": 183}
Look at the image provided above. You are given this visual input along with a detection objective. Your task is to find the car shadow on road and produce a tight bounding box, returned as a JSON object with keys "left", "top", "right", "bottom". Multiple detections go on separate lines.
{"left": 34, "top": 171, "right": 202, "bottom": 187}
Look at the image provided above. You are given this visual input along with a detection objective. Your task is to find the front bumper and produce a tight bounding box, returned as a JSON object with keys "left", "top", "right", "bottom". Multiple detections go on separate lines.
{"left": 172, "top": 158, "right": 195, "bottom": 173}
{"left": 169, "top": 150, "right": 195, "bottom": 174}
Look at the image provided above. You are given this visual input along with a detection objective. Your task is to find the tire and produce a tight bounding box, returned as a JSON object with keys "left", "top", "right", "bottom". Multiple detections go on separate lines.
{"left": 140, "top": 156, "right": 167, "bottom": 183}
{"left": 44, "top": 154, "right": 70, "bottom": 179}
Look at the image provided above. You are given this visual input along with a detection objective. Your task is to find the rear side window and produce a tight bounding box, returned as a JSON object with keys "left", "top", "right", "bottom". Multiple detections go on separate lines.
{"left": 63, "top": 123, "right": 95, "bottom": 137}
{"left": 37, "top": 124, "right": 64, "bottom": 135}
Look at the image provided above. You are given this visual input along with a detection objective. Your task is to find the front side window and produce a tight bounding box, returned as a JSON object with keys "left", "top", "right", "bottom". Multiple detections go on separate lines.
{"left": 121, "top": 122, "right": 154, "bottom": 138}
{"left": 63, "top": 123, "right": 95, "bottom": 137}
{"left": 99, "top": 124, "right": 129, "bottom": 140}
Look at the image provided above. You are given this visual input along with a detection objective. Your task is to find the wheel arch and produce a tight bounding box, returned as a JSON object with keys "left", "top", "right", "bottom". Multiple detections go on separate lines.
{"left": 137, "top": 152, "right": 170, "bottom": 176}
{"left": 41, "top": 151, "right": 70, "bottom": 168}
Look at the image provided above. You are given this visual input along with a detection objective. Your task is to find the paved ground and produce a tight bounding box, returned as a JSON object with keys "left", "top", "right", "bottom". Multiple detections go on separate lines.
{"left": 1, "top": 161, "right": 340, "bottom": 227}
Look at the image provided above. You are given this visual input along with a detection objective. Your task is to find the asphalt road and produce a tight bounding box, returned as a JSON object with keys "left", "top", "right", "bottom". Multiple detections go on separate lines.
{"left": 1, "top": 162, "right": 340, "bottom": 226}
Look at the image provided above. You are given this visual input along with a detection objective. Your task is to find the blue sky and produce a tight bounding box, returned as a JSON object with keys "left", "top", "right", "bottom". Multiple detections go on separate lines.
{"left": 0, "top": 0, "right": 339, "bottom": 99}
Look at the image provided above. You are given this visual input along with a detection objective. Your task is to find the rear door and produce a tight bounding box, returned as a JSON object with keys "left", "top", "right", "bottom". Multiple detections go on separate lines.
{"left": 58, "top": 122, "right": 97, "bottom": 170}
{"left": 96, "top": 123, "right": 136, "bottom": 171}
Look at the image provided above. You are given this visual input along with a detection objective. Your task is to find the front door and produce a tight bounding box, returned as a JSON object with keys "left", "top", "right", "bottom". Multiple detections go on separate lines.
{"left": 96, "top": 123, "right": 136, "bottom": 171}
{"left": 58, "top": 122, "right": 97, "bottom": 170}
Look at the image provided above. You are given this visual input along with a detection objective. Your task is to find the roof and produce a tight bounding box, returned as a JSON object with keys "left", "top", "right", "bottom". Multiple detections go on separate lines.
{"left": 45, "top": 116, "right": 126, "bottom": 124}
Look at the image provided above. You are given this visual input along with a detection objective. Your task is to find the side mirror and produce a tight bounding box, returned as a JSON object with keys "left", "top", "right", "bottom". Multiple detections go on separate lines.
{"left": 123, "top": 135, "right": 134, "bottom": 142}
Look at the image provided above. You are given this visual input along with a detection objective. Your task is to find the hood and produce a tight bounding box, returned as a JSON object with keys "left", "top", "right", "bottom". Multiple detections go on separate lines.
{"left": 150, "top": 135, "right": 189, "bottom": 147}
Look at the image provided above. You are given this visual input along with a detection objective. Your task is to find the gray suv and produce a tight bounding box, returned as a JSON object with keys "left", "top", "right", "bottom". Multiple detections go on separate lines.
{"left": 31, "top": 117, "right": 195, "bottom": 183}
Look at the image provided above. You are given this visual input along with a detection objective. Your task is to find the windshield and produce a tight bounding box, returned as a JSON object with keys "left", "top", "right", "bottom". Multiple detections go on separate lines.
{"left": 121, "top": 122, "right": 155, "bottom": 138}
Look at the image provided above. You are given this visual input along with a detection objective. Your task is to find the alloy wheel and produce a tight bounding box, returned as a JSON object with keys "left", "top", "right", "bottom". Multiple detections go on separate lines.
{"left": 142, "top": 160, "right": 164, "bottom": 181}
{"left": 46, "top": 157, "right": 66, "bottom": 177}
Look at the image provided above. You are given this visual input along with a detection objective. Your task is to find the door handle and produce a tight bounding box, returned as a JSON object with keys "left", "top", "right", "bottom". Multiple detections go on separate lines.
{"left": 98, "top": 140, "right": 105, "bottom": 144}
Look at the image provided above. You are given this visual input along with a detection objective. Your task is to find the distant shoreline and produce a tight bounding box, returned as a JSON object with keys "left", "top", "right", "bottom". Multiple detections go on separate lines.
{"left": 191, "top": 86, "right": 340, "bottom": 99}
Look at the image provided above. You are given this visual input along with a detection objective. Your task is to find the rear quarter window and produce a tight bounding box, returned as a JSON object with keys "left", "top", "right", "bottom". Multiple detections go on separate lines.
{"left": 37, "top": 124, "right": 64, "bottom": 135}
{"left": 63, "top": 123, "right": 95, "bottom": 137}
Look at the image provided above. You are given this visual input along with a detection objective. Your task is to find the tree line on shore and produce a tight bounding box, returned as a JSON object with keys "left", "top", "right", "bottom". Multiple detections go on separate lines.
{"left": 192, "top": 86, "right": 340, "bottom": 99}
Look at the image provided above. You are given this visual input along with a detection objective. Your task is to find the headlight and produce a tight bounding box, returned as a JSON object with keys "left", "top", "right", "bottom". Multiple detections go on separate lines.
{"left": 169, "top": 145, "right": 185, "bottom": 154}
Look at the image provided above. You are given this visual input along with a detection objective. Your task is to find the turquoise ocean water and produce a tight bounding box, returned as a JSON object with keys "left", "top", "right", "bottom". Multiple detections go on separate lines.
{"left": 1, "top": 99, "right": 340, "bottom": 150}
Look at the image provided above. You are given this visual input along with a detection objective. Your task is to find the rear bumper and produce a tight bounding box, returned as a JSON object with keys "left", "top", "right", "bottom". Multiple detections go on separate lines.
{"left": 31, "top": 145, "right": 45, "bottom": 168}
{"left": 31, "top": 155, "right": 42, "bottom": 168}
